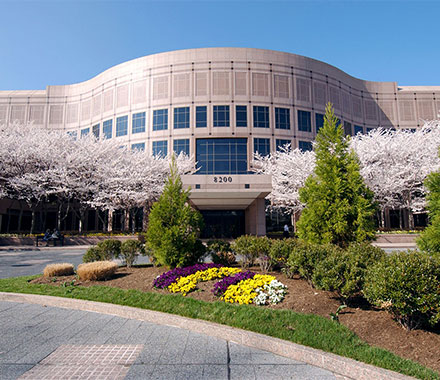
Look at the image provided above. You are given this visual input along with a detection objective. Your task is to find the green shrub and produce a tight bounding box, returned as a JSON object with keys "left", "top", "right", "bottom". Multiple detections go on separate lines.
{"left": 285, "top": 241, "right": 335, "bottom": 283}
{"left": 232, "top": 235, "right": 257, "bottom": 269}
{"left": 146, "top": 157, "right": 204, "bottom": 268}
{"left": 96, "top": 239, "right": 121, "bottom": 260}
{"left": 269, "top": 238, "right": 297, "bottom": 269}
{"left": 120, "top": 240, "right": 144, "bottom": 268}
{"left": 364, "top": 250, "right": 440, "bottom": 330}
{"left": 253, "top": 236, "right": 272, "bottom": 272}
{"left": 207, "top": 240, "right": 235, "bottom": 265}
{"left": 83, "top": 246, "right": 106, "bottom": 263}
{"left": 313, "top": 243, "right": 385, "bottom": 302}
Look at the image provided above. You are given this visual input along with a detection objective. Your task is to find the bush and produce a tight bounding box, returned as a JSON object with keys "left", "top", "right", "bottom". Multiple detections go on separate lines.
{"left": 147, "top": 157, "right": 204, "bottom": 268}
{"left": 96, "top": 239, "right": 122, "bottom": 260}
{"left": 43, "top": 263, "right": 74, "bottom": 277}
{"left": 254, "top": 236, "right": 272, "bottom": 272}
{"left": 83, "top": 246, "right": 106, "bottom": 263}
{"left": 120, "top": 240, "right": 144, "bottom": 268}
{"left": 207, "top": 240, "right": 235, "bottom": 265}
{"left": 313, "top": 243, "right": 385, "bottom": 302}
{"left": 232, "top": 235, "right": 256, "bottom": 269}
{"left": 77, "top": 261, "right": 118, "bottom": 281}
{"left": 364, "top": 250, "right": 440, "bottom": 330}
{"left": 269, "top": 238, "right": 297, "bottom": 269}
{"left": 285, "top": 241, "right": 335, "bottom": 283}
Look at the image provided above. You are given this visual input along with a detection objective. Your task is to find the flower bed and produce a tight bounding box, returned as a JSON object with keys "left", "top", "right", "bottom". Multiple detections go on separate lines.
{"left": 155, "top": 265, "right": 287, "bottom": 306}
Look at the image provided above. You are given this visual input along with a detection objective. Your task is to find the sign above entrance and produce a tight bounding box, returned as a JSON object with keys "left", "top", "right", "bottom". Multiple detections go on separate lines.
{"left": 213, "top": 176, "right": 233, "bottom": 184}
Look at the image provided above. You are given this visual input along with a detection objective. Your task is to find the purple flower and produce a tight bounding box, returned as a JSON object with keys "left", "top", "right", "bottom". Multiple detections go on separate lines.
{"left": 153, "top": 263, "right": 223, "bottom": 289}
{"left": 212, "top": 271, "right": 255, "bottom": 297}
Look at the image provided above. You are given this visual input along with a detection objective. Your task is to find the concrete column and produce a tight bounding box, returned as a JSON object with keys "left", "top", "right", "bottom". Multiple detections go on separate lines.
{"left": 245, "top": 198, "right": 266, "bottom": 236}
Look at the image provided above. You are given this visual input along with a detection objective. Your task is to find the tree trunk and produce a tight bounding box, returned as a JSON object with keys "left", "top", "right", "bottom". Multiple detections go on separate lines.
{"left": 408, "top": 209, "right": 415, "bottom": 230}
{"left": 108, "top": 210, "right": 113, "bottom": 232}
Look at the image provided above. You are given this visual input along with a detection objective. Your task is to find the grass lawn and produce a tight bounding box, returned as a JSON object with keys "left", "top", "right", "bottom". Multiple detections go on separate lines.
{"left": 0, "top": 275, "right": 438, "bottom": 380}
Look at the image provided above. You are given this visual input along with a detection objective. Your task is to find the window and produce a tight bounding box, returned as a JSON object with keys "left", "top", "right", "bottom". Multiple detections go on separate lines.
{"left": 275, "top": 108, "right": 290, "bottom": 130}
{"left": 254, "top": 138, "right": 270, "bottom": 156}
{"left": 67, "top": 131, "right": 77, "bottom": 140}
{"left": 196, "top": 138, "right": 247, "bottom": 174}
{"left": 315, "top": 113, "right": 324, "bottom": 133}
{"left": 173, "top": 139, "right": 190, "bottom": 156}
{"left": 81, "top": 128, "right": 90, "bottom": 138}
{"left": 236, "top": 105, "right": 247, "bottom": 127}
{"left": 344, "top": 121, "right": 352, "bottom": 136}
{"left": 253, "top": 106, "right": 269, "bottom": 128}
{"left": 132, "top": 112, "right": 146, "bottom": 134}
{"left": 196, "top": 106, "right": 207, "bottom": 128}
{"left": 298, "top": 140, "right": 313, "bottom": 152}
{"left": 276, "top": 139, "right": 291, "bottom": 151}
{"left": 298, "top": 110, "right": 311, "bottom": 132}
{"left": 131, "top": 142, "right": 145, "bottom": 151}
{"left": 153, "top": 109, "right": 168, "bottom": 131}
{"left": 213, "top": 105, "right": 230, "bottom": 127}
{"left": 174, "top": 107, "right": 190, "bottom": 129}
{"left": 152, "top": 140, "right": 167, "bottom": 157}
{"left": 92, "top": 124, "right": 100, "bottom": 138}
{"left": 103, "top": 119, "right": 112, "bottom": 139}
{"left": 354, "top": 125, "right": 364, "bottom": 135}
{"left": 116, "top": 115, "right": 128, "bottom": 137}
{"left": 366, "top": 127, "right": 374, "bottom": 133}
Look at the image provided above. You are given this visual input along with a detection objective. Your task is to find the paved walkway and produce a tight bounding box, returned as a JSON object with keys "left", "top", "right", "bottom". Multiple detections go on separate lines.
{"left": 0, "top": 300, "right": 338, "bottom": 380}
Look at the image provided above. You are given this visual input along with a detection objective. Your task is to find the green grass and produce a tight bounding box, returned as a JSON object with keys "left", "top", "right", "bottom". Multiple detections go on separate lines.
{"left": 0, "top": 276, "right": 438, "bottom": 380}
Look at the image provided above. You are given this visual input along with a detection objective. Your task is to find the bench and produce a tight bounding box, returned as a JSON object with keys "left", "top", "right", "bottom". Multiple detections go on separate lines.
{"left": 35, "top": 234, "right": 64, "bottom": 247}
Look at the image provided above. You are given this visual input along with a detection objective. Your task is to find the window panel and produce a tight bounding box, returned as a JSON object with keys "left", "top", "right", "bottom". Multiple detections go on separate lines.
{"left": 297, "top": 110, "right": 311, "bottom": 132}
{"left": 276, "top": 139, "right": 291, "bottom": 151}
{"left": 275, "top": 108, "right": 290, "bottom": 130}
{"left": 196, "top": 106, "right": 207, "bottom": 128}
{"left": 103, "top": 119, "right": 112, "bottom": 139}
{"left": 152, "top": 140, "right": 167, "bottom": 157}
{"left": 213, "top": 105, "right": 230, "bottom": 127}
{"left": 81, "top": 128, "right": 90, "bottom": 138}
{"left": 298, "top": 140, "right": 312, "bottom": 152}
{"left": 173, "top": 139, "right": 190, "bottom": 156}
{"left": 132, "top": 112, "right": 146, "bottom": 134}
{"left": 92, "top": 124, "right": 100, "bottom": 138}
{"left": 131, "top": 142, "right": 145, "bottom": 151}
{"left": 173, "top": 107, "right": 190, "bottom": 129}
{"left": 315, "top": 113, "right": 324, "bottom": 133}
{"left": 236, "top": 105, "right": 247, "bottom": 127}
{"left": 153, "top": 109, "right": 168, "bottom": 131}
{"left": 116, "top": 115, "right": 128, "bottom": 137}
{"left": 354, "top": 125, "right": 364, "bottom": 135}
{"left": 253, "top": 138, "right": 270, "bottom": 156}
{"left": 344, "top": 121, "right": 352, "bottom": 136}
{"left": 253, "top": 106, "right": 269, "bottom": 128}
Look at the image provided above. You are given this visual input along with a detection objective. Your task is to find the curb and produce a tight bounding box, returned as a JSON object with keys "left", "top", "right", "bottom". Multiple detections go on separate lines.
{"left": 0, "top": 245, "right": 92, "bottom": 252}
{"left": 0, "top": 292, "right": 415, "bottom": 380}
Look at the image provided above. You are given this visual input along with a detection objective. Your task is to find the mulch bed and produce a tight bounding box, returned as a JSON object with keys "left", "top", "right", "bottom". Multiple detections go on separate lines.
{"left": 31, "top": 265, "right": 440, "bottom": 373}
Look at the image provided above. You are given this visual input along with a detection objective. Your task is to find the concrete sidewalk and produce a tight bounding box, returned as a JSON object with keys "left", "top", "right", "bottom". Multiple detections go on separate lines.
{"left": 0, "top": 293, "right": 414, "bottom": 380}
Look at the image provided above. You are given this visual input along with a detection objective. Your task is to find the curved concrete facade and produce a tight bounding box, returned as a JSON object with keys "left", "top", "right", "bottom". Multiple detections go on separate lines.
{"left": 1, "top": 48, "right": 439, "bottom": 236}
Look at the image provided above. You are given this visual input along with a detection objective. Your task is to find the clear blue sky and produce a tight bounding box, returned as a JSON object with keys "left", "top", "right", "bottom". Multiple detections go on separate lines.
{"left": 1, "top": 0, "right": 438, "bottom": 90}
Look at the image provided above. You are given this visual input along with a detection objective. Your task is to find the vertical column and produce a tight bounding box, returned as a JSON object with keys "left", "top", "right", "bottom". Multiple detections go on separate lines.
{"left": 245, "top": 198, "right": 266, "bottom": 236}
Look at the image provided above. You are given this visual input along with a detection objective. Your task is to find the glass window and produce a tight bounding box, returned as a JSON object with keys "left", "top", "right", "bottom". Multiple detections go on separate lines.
{"left": 132, "top": 112, "right": 146, "bottom": 134}
{"left": 236, "top": 105, "right": 247, "bottom": 127}
{"left": 152, "top": 140, "right": 167, "bottom": 157}
{"left": 344, "top": 121, "right": 352, "bottom": 136}
{"left": 298, "top": 110, "right": 311, "bottom": 132}
{"left": 275, "top": 108, "right": 290, "bottom": 129}
{"left": 103, "top": 119, "right": 112, "bottom": 139}
{"left": 131, "top": 142, "right": 145, "bottom": 151}
{"left": 196, "top": 138, "right": 247, "bottom": 174}
{"left": 213, "top": 105, "right": 230, "bottom": 127}
{"left": 366, "top": 127, "right": 374, "bottom": 133}
{"left": 173, "top": 139, "right": 190, "bottom": 156}
{"left": 92, "top": 124, "right": 100, "bottom": 138}
{"left": 67, "top": 131, "right": 77, "bottom": 140}
{"left": 253, "top": 106, "right": 269, "bottom": 128}
{"left": 276, "top": 139, "right": 291, "bottom": 151}
{"left": 116, "top": 115, "right": 128, "bottom": 137}
{"left": 153, "top": 109, "right": 168, "bottom": 131}
{"left": 196, "top": 106, "right": 207, "bottom": 128}
{"left": 354, "top": 125, "right": 364, "bottom": 134}
{"left": 81, "top": 128, "right": 90, "bottom": 138}
{"left": 315, "top": 113, "right": 324, "bottom": 133}
{"left": 174, "top": 107, "right": 190, "bottom": 129}
{"left": 254, "top": 138, "right": 270, "bottom": 156}
{"left": 298, "top": 140, "right": 313, "bottom": 152}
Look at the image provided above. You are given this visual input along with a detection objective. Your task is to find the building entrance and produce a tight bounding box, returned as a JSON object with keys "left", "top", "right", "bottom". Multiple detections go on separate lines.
{"left": 200, "top": 210, "right": 245, "bottom": 239}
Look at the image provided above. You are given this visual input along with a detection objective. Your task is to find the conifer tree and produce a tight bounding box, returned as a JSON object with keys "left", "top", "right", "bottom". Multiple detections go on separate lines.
{"left": 146, "top": 156, "right": 204, "bottom": 268}
{"left": 297, "top": 103, "right": 376, "bottom": 247}
{"left": 417, "top": 167, "right": 440, "bottom": 256}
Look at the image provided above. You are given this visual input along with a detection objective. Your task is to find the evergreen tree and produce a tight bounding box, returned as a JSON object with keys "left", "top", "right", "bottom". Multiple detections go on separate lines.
{"left": 146, "top": 156, "right": 204, "bottom": 268}
{"left": 297, "top": 103, "right": 376, "bottom": 247}
{"left": 417, "top": 167, "right": 440, "bottom": 256}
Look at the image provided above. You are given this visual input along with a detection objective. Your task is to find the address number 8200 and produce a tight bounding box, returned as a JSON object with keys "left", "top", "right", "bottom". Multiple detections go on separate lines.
{"left": 213, "top": 176, "right": 232, "bottom": 183}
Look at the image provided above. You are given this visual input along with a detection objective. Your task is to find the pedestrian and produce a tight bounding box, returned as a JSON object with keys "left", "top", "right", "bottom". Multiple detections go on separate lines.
{"left": 283, "top": 224, "right": 289, "bottom": 238}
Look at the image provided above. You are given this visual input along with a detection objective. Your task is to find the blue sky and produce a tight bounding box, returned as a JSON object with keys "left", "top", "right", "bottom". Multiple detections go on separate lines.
{"left": 1, "top": 0, "right": 438, "bottom": 90}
